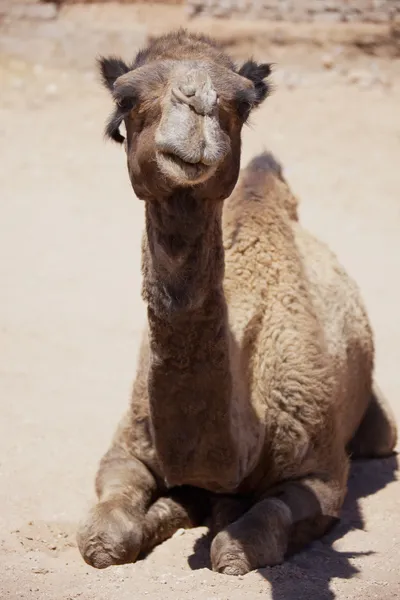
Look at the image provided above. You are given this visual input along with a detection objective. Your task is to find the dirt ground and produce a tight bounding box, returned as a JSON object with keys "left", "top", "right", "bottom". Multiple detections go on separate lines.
{"left": 1, "top": 4, "right": 400, "bottom": 599}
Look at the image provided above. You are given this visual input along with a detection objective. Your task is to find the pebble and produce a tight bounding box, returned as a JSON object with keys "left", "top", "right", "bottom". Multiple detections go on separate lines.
{"left": 48, "top": 543, "right": 57, "bottom": 550}
{"left": 31, "top": 567, "right": 49, "bottom": 575}
{"left": 346, "top": 70, "right": 371, "bottom": 86}
{"left": 172, "top": 528, "right": 186, "bottom": 537}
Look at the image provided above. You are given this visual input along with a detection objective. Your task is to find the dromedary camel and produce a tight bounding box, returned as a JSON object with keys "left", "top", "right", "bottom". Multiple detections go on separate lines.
{"left": 77, "top": 29, "right": 397, "bottom": 575}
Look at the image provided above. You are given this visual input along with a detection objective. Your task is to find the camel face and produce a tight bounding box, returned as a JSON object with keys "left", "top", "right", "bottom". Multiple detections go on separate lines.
{"left": 98, "top": 32, "right": 271, "bottom": 200}
{"left": 110, "top": 60, "right": 256, "bottom": 199}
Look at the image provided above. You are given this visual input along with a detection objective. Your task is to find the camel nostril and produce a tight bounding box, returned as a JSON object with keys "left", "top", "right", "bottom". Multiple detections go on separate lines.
{"left": 171, "top": 86, "right": 218, "bottom": 116}
{"left": 171, "top": 86, "right": 192, "bottom": 106}
{"left": 171, "top": 70, "right": 218, "bottom": 116}
{"left": 179, "top": 82, "right": 196, "bottom": 98}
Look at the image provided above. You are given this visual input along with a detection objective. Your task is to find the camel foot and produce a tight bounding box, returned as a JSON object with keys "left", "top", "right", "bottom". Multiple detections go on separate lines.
{"left": 210, "top": 530, "right": 252, "bottom": 576}
{"left": 210, "top": 498, "right": 290, "bottom": 575}
{"left": 76, "top": 500, "right": 143, "bottom": 569}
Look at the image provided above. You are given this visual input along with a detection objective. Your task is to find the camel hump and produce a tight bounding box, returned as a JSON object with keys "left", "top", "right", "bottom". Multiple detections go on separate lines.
{"left": 245, "top": 151, "right": 286, "bottom": 183}
{"left": 240, "top": 151, "right": 298, "bottom": 221}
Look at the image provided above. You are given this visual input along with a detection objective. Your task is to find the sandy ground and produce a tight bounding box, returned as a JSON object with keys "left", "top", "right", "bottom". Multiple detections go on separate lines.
{"left": 1, "top": 5, "right": 400, "bottom": 599}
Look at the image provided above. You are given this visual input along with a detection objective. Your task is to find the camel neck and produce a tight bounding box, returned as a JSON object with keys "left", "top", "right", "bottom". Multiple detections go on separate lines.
{"left": 141, "top": 192, "right": 241, "bottom": 492}
{"left": 142, "top": 193, "right": 225, "bottom": 319}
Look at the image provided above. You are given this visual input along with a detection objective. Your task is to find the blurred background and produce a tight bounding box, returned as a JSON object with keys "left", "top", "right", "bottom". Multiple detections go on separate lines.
{"left": 0, "top": 1, "right": 400, "bottom": 599}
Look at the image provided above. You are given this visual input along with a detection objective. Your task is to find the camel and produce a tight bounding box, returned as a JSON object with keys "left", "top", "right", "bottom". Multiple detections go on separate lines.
{"left": 77, "top": 29, "right": 397, "bottom": 576}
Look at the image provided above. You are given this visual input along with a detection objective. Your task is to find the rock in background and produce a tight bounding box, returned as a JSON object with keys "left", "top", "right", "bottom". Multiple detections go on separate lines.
{"left": 17, "top": 0, "right": 400, "bottom": 23}
{"left": 186, "top": 0, "right": 400, "bottom": 22}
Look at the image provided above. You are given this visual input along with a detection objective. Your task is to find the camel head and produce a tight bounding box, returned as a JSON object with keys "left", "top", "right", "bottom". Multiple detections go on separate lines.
{"left": 99, "top": 30, "right": 271, "bottom": 201}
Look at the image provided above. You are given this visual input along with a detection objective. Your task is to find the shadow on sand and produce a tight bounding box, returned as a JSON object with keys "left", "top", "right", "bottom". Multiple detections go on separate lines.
{"left": 188, "top": 455, "right": 398, "bottom": 599}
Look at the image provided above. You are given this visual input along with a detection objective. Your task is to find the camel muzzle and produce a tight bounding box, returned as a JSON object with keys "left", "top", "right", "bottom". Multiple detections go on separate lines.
{"left": 155, "top": 67, "right": 230, "bottom": 172}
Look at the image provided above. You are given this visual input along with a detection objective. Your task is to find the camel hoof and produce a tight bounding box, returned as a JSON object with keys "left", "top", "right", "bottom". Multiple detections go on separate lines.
{"left": 77, "top": 500, "right": 143, "bottom": 569}
{"left": 215, "top": 562, "right": 250, "bottom": 576}
{"left": 210, "top": 531, "right": 251, "bottom": 576}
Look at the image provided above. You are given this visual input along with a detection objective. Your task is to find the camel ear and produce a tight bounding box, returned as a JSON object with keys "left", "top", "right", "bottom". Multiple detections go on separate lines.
{"left": 98, "top": 56, "right": 130, "bottom": 93}
{"left": 238, "top": 60, "right": 271, "bottom": 106}
{"left": 98, "top": 56, "right": 134, "bottom": 144}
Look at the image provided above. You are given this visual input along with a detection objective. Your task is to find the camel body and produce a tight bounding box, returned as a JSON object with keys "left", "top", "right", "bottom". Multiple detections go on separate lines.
{"left": 77, "top": 30, "right": 397, "bottom": 575}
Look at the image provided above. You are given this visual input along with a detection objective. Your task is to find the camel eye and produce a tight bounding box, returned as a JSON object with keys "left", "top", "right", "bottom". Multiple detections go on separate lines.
{"left": 234, "top": 88, "right": 254, "bottom": 122}
{"left": 236, "top": 100, "right": 252, "bottom": 121}
{"left": 117, "top": 96, "right": 136, "bottom": 111}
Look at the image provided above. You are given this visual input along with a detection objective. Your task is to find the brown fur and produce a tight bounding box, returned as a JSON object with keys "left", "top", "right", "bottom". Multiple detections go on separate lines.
{"left": 77, "top": 30, "right": 397, "bottom": 575}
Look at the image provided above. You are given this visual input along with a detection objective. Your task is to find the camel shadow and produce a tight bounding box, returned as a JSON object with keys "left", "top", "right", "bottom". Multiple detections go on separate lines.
{"left": 188, "top": 455, "right": 398, "bottom": 599}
